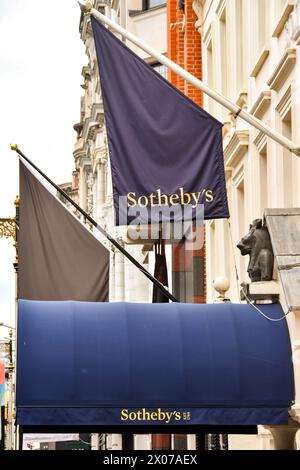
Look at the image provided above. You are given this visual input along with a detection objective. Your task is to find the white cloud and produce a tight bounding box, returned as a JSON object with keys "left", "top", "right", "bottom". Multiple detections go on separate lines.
{"left": 0, "top": 0, "right": 86, "bottom": 337}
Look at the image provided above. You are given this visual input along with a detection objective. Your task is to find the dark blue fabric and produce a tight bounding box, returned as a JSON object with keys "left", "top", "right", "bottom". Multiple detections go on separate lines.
{"left": 16, "top": 301, "right": 294, "bottom": 426}
{"left": 91, "top": 17, "right": 229, "bottom": 224}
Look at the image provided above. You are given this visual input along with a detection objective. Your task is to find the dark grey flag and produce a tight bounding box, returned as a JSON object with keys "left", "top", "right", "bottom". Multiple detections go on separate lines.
{"left": 19, "top": 161, "right": 109, "bottom": 301}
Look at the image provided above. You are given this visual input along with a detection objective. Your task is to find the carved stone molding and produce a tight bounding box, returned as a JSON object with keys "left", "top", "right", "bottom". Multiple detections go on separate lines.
{"left": 250, "top": 47, "right": 270, "bottom": 78}
{"left": 192, "top": 0, "right": 203, "bottom": 32}
{"left": 272, "top": 1, "right": 298, "bottom": 38}
{"left": 276, "top": 86, "right": 292, "bottom": 119}
{"left": 293, "top": 27, "right": 300, "bottom": 45}
{"left": 250, "top": 90, "right": 271, "bottom": 118}
{"left": 224, "top": 130, "right": 249, "bottom": 168}
{"left": 254, "top": 130, "right": 268, "bottom": 153}
{"left": 267, "top": 48, "right": 296, "bottom": 91}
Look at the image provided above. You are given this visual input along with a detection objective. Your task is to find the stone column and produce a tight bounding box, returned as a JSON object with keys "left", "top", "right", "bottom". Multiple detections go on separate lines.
{"left": 135, "top": 434, "right": 152, "bottom": 450}
{"left": 187, "top": 434, "right": 197, "bottom": 450}
{"left": 91, "top": 433, "right": 99, "bottom": 450}
{"left": 97, "top": 156, "right": 107, "bottom": 206}
{"left": 114, "top": 239, "right": 125, "bottom": 301}
{"left": 266, "top": 423, "right": 299, "bottom": 450}
{"left": 106, "top": 434, "right": 122, "bottom": 450}
{"left": 109, "top": 249, "right": 115, "bottom": 302}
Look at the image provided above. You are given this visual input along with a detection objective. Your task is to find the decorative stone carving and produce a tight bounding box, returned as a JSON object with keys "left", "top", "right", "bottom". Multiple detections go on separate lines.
{"left": 86, "top": 171, "right": 94, "bottom": 216}
{"left": 237, "top": 219, "right": 274, "bottom": 282}
{"left": 192, "top": 0, "right": 203, "bottom": 32}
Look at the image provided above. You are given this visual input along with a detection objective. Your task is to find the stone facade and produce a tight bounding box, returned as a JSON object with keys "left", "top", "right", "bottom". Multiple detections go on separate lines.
{"left": 196, "top": 0, "right": 300, "bottom": 449}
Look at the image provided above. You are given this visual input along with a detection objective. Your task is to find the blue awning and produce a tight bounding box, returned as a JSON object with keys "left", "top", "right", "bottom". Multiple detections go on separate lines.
{"left": 16, "top": 300, "right": 294, "bottom": 427}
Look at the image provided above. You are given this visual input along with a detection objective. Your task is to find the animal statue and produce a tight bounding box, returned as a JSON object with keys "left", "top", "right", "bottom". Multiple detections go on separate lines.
{"left": 237, "top": 219, "right": 274, "bottom": 282}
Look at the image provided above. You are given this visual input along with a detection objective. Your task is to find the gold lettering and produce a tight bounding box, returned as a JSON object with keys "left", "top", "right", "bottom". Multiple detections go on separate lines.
{"left": 149, "top": 193, "right": 156, "bottom": 207}
{"left": 169, "top": 193, "right": 179, "bottom": 206}
{"left": 165, "top": 411, "right": 173, "bottom": 424}
{"left": 157, "top": 189, "right": 169, "bottom": 206}
{"left": 121, "top": 409, "right": 129, "bottom": 421}
{"left": 127, "top": 192, "right": 137, "bottom": 207}
{"left": 127, "top": 188, "right": 212, "bottom": 208}
{"left": 191, "top": 191, "right": 205, "bottom": 208}
{"left": 138, "top": 195, "right": 148, "bottom": 207}
{"left": 179, "top": 187, "right": 191, "bottom": 205}
{"left": 205, "top": 190, "right": 214, "bottom": 202}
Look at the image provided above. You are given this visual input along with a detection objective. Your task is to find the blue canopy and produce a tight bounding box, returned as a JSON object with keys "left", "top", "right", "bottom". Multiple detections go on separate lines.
{"left": 16, "top": 301, "right": 294, "bottom": 427}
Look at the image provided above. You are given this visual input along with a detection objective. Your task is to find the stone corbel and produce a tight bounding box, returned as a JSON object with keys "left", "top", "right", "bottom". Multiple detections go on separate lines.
{"left": 192, "top": 0, "right": 203, "bottom": 33}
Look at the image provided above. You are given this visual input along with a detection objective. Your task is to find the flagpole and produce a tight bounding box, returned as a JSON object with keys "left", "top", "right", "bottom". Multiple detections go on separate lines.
{"left": 11, "top": 144, "right": 178, "bottom": 303}
{"left": 80, "top": 2, "right": 300, "bottom": 157}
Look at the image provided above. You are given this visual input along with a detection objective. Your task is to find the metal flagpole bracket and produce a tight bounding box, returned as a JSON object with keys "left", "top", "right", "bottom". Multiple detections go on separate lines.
{"left": 294, "top": 147, "right": 300, "bottom": 157}
{"left": 234, "top": 107, "right": 242, "bottom": 120}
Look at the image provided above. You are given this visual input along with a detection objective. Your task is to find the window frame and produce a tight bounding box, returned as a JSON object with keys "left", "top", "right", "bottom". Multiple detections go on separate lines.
{"left": 143, "top": 0, "right": 166, "bottom": 11}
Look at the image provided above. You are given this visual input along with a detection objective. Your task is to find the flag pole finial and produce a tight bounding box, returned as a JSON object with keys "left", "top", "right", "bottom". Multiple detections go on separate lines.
{"left": 78, "top": 2, "right": 92, "bottom": 13}
{"left": 10, "top": 144, "right": 18, "bottom": 151}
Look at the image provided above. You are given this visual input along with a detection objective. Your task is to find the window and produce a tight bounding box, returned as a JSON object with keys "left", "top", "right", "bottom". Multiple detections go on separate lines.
{"left": 144, "top": 0, "right": 166, "bottom": 10}
{"left": 152, "top": 63, "right": 168, "bottom": 80}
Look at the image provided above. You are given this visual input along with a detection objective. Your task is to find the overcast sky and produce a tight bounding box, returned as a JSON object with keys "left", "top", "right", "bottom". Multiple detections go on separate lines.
{"left": 0, "top": 0, "right": 86, "bottom": 336}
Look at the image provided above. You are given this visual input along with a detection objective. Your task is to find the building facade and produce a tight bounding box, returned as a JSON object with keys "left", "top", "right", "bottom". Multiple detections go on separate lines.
{"left": 195, "top": 0, "right": 300, "bottom": 449}
{"left": 69, "top": 0, "right": 300, "bottom": 450}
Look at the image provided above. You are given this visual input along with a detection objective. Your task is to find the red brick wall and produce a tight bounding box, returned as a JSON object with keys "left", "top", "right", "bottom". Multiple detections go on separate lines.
{"left": 167, "top": 1, "right": 203, "bottom": 106}
{"left": 167, "top": 0, "right": 206, "bottom": 304}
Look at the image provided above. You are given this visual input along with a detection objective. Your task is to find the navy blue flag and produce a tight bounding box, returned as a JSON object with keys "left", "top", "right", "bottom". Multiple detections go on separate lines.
{"left": 92, "top": 17, "right": 229, "bottom": 225}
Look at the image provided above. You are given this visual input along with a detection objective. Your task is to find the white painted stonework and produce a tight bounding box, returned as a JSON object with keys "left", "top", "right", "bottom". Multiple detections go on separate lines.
{"left": 197, "top": 0, "right": 300, "bottom": 450}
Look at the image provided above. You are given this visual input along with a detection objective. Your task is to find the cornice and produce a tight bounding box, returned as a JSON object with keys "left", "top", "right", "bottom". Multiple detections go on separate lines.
{"left": 90, "top": 102, "right": 104, "bottom": 123}
{"left": 250, "top": 90, "right": 271, "bottom": 118}
{"left": 272, "top": 1, "right": 297, "bottom": 38}
{"left": 267, "top": 47, "right": 296, "bottom": 91}
{"left": 250, "top": 46, "right": 270, "bottom": 78}
{"left": 83, "top": 118, "right": 99, "bottom": 142}
{"left": 82, "top": 103, "right": 105, "bottom": 142}
{"left": 224, "top": 130, "right": 249, "bottom": 168}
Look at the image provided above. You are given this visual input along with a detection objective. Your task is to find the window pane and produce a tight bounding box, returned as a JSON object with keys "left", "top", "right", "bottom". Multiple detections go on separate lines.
{"left": 152, "top": 63, "right": 168, "bottom": 80}
{"left": 146, "top": 0, "right": 166, "bottom": 9}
